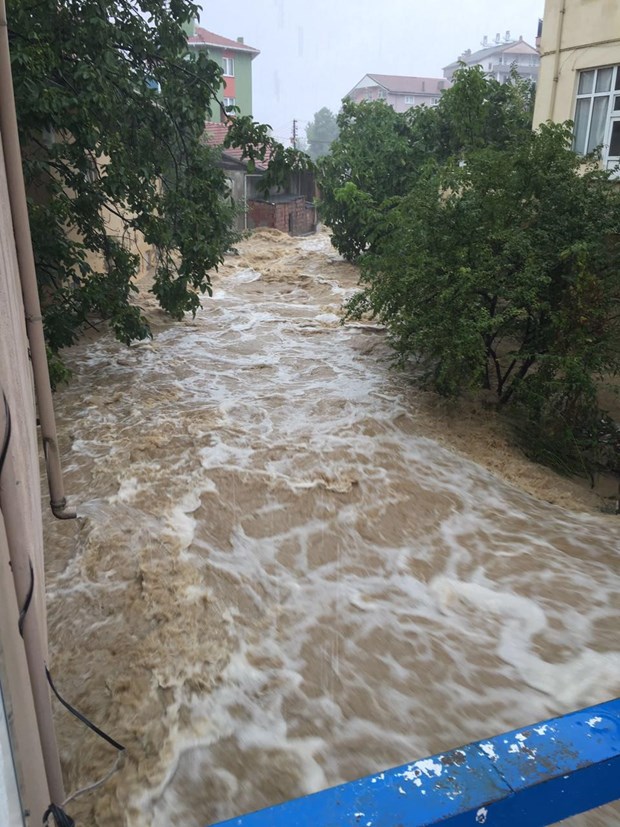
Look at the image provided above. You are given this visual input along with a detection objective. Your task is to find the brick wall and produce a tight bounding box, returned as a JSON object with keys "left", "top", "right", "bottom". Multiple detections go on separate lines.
{"left": 249, "top": 197, "right": 316, "bottom": 235}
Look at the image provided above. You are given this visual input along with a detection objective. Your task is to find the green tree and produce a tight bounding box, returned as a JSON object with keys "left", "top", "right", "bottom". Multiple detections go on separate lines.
{"left": 317, "top": 99, "right": 421, "bottom": 261}
{"left": 9, "top": 0, "right": 309, "bottom": 380}
{"left": 305, "top": 106, "right": 339, "bottom": 161}
{"left": 318, "top": 67, "right": 535, "bottom": 263}
{"left": 347, "top": 123, "right": 620, "bottom": 475}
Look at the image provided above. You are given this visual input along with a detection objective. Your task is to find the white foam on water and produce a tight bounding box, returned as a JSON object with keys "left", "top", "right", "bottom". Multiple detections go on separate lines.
{"left": 44, "top": 232, "right": 620, "bottom": 827}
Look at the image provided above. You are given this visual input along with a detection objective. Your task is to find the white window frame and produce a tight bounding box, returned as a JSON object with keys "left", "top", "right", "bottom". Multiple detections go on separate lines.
{"left": 222, "top": 57, "right": 234, "bottom": 77}
{"left": 404, "top": 95, "right": 415, "bottom": 105}
{"left": 573, "top": 64, "right": 620, "bottom": 171}
{"left": 223, "top": 97, "right": 237, "bottom": 111}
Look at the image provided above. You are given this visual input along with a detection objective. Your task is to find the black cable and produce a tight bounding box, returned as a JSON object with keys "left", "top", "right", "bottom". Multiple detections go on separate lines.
{"left": 42, "top": 803, "right": 75, "bottom": 827}
{"left": 18, "top": 559, "right": 34, "bottom": 637}
{"left": 1, "top": 390, "right": 11, "bottom": 474}
{"left": 45, "top": 668, "right": 126, "bottom": 753}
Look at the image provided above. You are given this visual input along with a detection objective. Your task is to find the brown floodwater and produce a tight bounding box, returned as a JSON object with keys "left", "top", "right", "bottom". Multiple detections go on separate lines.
{"left": 43, "top": 230, "right": 620, "bottom": 826}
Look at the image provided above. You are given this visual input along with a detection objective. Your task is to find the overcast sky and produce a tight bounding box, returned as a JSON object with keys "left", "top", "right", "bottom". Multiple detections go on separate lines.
{"left": 201, "top": 0, "right": 544, "bottom": 144}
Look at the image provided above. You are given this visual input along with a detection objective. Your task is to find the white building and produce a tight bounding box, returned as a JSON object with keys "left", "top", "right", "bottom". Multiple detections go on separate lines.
{"left": 443, "top": 32, "right": 540, "bottom": 85}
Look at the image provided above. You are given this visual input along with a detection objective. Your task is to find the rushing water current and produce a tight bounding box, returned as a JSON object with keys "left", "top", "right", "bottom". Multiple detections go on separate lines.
{"left": 44, "top": 230, "right": 620, "bottom": 826}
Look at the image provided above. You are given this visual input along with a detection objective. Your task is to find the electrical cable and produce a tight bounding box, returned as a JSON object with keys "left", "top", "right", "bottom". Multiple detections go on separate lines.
{"left": 42, "top": 803, "right": 75, "bottom": 827}
{"left": 18, "top": 558, "right": 34, "bottom": 637}
{"left": 45, "top": 668, "right": 125, "bottom": 752}
{"left": 0, "top": 389, "right": 10, "bottom": 471}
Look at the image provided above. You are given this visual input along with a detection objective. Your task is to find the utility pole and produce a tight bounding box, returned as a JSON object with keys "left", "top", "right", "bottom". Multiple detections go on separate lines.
{"left": 291, "top": 119, "right": 298, "bottom": 149}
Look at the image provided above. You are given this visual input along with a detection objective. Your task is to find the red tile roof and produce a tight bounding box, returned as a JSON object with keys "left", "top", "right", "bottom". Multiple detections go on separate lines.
{"left": 204, "top": 122, "right": 270, "bottom": 170}
{"left": 188, "top": 27, "right": 260, "bottom": 56}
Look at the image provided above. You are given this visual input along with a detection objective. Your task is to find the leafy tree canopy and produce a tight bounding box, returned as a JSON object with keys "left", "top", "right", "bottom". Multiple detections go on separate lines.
{"left": 9, "top": 0, "right": 310, "bottom": 380}
{"left": 305, "top": 106, "right": 339, "bottom": 161}
{"left": 319, "top": 66, "right": 619, "bottom": 477}
{"left": 318, "top": 67, "right": 535, "bottom": 262}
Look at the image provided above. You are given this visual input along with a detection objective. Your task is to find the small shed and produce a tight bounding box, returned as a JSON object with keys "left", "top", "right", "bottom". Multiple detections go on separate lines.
{"left": 248, "top": 193, "right": 317, "bottom": 235}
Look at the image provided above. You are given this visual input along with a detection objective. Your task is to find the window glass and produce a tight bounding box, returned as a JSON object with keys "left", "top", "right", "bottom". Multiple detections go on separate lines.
{"left": 578, "top": 70, "right": 595, "bottom": 95}
{"left": 610, "top": 121, "right": 620, "bottom": 157}
{"left": 587, "top": 95, "right": 609, "bottom": 152}
{"left": 595, "top": 67, "right": 613, "bottom": 93}
{"left": 573, "top": 98, "right": 590, "bottom": 154}
{"left": 614, "top": 95, "right": 620, "bottom": 112}
{"left": 616, "top": 68, "right": 620, "bottom": 90}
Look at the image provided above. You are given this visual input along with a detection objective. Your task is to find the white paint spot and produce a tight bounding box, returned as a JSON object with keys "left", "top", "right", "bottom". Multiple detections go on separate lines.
{"left": 480, "top": 742, "right": 498, "bottom": 761}
{"left": 508, "top": 744, "right": 520, "bottom": 754}
{"left": 413, "top": 778, "right": 422, "bottom": 787}
{"left": 534, "top": 725, "right": 550, "bottom": 735}
{"left": 415, "top": 758, "right": 443, "bottom": 778}
{"left": 354, "top": 814, "right": 364, "bottom": 819}
{"left": 515, "top": 733, "right": 527, "bottom": 742}
{"left": 587, "top": 716, "right": 602, "bottom": 727}
{"left": 476, "top": 807, "right": 489, "bottom": 824}
{"left": 398, "top": 787, "right": 406, "bottom": 796}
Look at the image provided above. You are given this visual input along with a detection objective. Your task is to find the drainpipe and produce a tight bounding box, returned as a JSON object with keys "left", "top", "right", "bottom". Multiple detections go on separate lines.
{"left": 548, "top": 0, "right": 567, "bottom": 121}
{"left": 0, "top": 0, "right": 76, "bottom": 520}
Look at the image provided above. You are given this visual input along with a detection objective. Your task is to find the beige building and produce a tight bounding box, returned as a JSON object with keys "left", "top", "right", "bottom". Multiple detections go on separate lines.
{"left": 533, "top": 0, "right": 620, "bottom": 173}
{"left": 346, "top": 74, "right": 449, "bottom": 113}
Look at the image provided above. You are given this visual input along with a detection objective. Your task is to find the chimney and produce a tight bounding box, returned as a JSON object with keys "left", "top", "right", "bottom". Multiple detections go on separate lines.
{"left": 482, "top": 35, "right": 488, "bottom": 47}
{"left": 495, "top": 32, "right": 501, "bottom": 44}
{"left": 237, "top": 36, "right": 244, "bottom": 44}
{"left": 505, "top": 30, "right": 511, "bottom": 42}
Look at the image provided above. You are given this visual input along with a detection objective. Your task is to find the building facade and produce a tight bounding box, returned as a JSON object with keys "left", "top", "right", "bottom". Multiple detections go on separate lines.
{"left": 533, "top": 0, "right": 620, "bottom": 174}
{"left": 443, "top": 34, "right": 540, "bottom": 84}
{"left": 187, "top": 25, "right": 260, "bottom": 122}
{"left": 346, "top": 74, "right": 449, "bottom": 112}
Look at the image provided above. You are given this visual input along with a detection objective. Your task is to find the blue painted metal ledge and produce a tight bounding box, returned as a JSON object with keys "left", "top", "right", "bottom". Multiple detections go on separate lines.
{"left": 211, "top": 698, "right": 620, "bottom": 827}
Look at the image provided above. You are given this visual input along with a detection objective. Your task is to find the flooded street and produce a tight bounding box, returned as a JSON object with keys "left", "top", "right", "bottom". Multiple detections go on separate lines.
{"left": 44, "top": 230, "right": 620, "bottom": 826}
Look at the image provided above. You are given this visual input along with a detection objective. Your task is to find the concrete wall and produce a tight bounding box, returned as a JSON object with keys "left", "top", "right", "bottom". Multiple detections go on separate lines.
{"left": 533, "top": 0, "right": 620, "bottom": 126}
{"left": 0, "top": 129, "right": 52, "bottom": 826}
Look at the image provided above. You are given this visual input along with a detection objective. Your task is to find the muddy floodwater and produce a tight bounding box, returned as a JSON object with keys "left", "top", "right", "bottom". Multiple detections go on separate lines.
{"left": 44, "top": 230, "right": 620, "bottom": 826}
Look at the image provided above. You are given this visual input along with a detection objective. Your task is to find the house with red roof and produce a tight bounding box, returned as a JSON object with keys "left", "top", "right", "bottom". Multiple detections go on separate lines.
{"left": 187, "top": 24, "right": 260, "bottom": 123}
{"left": 346, "top": 74, "right": 450, "bottom": 113}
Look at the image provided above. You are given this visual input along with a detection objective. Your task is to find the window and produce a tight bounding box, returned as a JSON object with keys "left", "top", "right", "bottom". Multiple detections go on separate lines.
{"left": 404, "top": 95, "right": 415, "bottom": 104}
{"left": 223, "top": 97, "right": 237, "bottom": 111}
{"left": 378, "top": 89, "right": 387, "bottom": 100}
{"left": 222, "top": 57, "right": 234, "bottom": 77}
{"left": 573, "top": 65, "right": 620, "bottom": 160}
